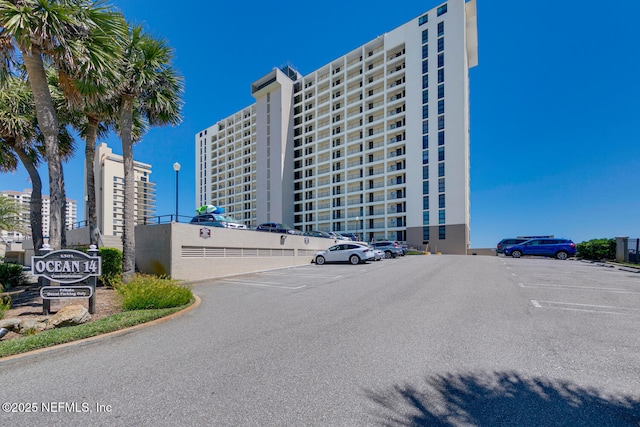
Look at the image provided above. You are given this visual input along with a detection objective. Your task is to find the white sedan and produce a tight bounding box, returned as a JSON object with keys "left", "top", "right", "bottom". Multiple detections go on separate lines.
{"left": 315, "top": 243, "right": 375, "bottom": 265}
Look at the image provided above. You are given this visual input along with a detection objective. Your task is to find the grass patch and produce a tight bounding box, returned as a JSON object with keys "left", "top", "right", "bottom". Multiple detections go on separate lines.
{"left": 0, "top": 296, "right": 10, "bottom": 320}
{"left": 115, "top": 274, "right": 193, "bottom": 310}
{"left": 0, "top": 303, "right": 191, "bottom": 358}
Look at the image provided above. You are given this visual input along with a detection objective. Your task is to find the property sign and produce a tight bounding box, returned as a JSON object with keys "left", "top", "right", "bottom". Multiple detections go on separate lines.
{"left": 40, "top": 286, "right": 93, "bottom": 299}
{"left": 32, "top": 249, "right": 102, "bottom": 284}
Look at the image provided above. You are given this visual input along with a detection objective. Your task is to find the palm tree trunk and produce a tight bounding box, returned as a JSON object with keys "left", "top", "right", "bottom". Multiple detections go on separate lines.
{"left": 21, "top": 47, "right": 63, "bottom": 250}
{"left": 15, "top": 147, "right": 44, "bottom": 253}
{"left": 60, "top": 165, "right": 67, "bottom": 248}
{"left": 85, "top": 117, "right": 100, "bottom": 247}
{"left": 120, "top": 95, "right": 136, "bottom": 283}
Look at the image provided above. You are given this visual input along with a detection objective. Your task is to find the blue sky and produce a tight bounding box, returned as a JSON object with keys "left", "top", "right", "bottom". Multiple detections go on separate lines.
{"left": 2, "top": 0, "right": 639, "bottom": 248}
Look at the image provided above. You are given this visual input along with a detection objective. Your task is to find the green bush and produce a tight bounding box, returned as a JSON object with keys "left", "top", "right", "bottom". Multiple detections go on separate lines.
{"left": 0, "top": 262, "right": 28, "bottom": 289}
{"left": 115, "top": 274, "right": 192, "bottom": 310}
{"left": 98, "top": 247, "right": 123, "bottom": 287}
{"left": 577, "top": 238, "right": 616, "bottom": 260}
{"left": 0, "top": 296, "right": 11, "bottom": 320}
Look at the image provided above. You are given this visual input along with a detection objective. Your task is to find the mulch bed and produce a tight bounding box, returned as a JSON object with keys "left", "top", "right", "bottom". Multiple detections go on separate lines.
{"left": 1, "top": 283, "right": 122, "bottom": 341}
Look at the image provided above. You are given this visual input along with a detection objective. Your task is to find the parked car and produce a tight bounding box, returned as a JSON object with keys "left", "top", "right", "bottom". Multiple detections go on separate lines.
{"left": 395, "top": 242, "right": 408, "bottom": 255}
{"left": 503, "top": 238, "right": 577, "bottom": 260}
{"left": 303, "top": 230, "right": 332, "bottom": 239}
{"left": 340, "top": 233, "right": 360, "bottom": 241}
{"left": 371, "top": 241, "right": 403, "bottom": 258}
{"left": 190, "top": 214, "right": 247, "bottom": 229}
{"left": 496, "top": 238, "right": 529, "bottom": 255}
{"left": 256, "top": 222, "right": 302, "bottom": 235}
{"left": 327, "top": 232, "right": 351, "bottom": 241}
{"left": 352, "top": 242, "right": 383, "bottom": 261}
{"left": 314, "top": 243, "right": 375, "bottom": 265}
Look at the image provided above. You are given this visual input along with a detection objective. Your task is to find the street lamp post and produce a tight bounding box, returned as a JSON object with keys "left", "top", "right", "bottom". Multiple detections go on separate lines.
{"left": 173, "top": 162, "right": 181, "bottom": 221}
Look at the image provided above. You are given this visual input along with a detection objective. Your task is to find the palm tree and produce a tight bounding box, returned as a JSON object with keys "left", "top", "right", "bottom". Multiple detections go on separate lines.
{"left": 114, "top": 24, "right": 183, "bottom": 282}
{"left": 0, "top": 195, "right": 25, "bottom": 235}
{"left": 0, "top": 0, "right": 126, "bottom": 249}
{"left": 0, "top": 72, "right": 76, "bottom": 252}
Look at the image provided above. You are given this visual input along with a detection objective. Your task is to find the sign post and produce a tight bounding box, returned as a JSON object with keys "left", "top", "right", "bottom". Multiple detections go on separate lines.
{"left": 32, "top": 245, "right": 102, "bottom": 314}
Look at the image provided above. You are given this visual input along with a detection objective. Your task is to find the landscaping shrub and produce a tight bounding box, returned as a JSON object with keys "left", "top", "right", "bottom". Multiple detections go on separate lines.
{"left": 0, "top": 296, "right": 11, "bottom": 320}
{"left": 0, "top": 262, "right": 28, "bottom": 289}
{"left": 98, "top": 247, "right": 123, "bottom": 287}
{"left": 577, "top": 238, "right": 616, "bottom": 260}
{"left": 115, "top": 274, "right": 192, "bottom": 310}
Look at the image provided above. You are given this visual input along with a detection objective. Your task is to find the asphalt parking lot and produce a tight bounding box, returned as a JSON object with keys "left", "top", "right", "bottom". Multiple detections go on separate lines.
{"left": 500, "top": 256, "right": 640, "bottom": 317}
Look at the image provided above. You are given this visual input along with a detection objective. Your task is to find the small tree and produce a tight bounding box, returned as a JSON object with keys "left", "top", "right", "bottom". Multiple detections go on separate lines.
{"left": 0, "top": 196, "right": 26, "bottom": 235}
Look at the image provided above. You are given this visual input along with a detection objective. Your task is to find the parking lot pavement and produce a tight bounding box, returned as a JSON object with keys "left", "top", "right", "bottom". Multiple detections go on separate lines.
{"left": 500, "top": 257, "right": 640, "bottom": 316}
{"left": 210, "top": 256, "right": 401, "bottom": 291}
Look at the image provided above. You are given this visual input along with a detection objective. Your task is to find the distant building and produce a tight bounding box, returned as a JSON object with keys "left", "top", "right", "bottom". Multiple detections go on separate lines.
{"left": 92, "top": 142, "right": 156, "bottom": 237}
{"left": 0, "top": 189, "right": 77, "bottom": 242}
{"left": 195, "top": 0, "right": 478, "bottom": 253}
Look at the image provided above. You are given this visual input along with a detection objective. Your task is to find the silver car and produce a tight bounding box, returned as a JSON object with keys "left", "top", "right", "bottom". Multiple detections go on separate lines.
{"left": 315, "top": 243, "right": 375, "bottom": 265}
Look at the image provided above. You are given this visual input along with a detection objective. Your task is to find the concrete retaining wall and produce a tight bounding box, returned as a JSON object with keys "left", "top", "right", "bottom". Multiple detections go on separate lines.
{"left": 135, "top": 223, "right": 337, "bottom": 281}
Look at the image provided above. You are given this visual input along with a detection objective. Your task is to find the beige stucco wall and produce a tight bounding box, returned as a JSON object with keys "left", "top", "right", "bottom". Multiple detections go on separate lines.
{"left": 135, "top": 223, "right": 337, "bottom": 281}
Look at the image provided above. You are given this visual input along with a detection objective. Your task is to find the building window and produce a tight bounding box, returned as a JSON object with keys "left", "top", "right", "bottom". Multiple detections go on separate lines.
{"left": 437, "top": 68, "right": 445, "bottom": 83}
{"left": 439, "top": 210, "right": 446, "bottom": 225}
{"left": 423, "top": 227, "right": 430, "bottom": 242}
{"left": 422, "top": 120, "right": 429, "bottom": 134}
{"left": 438, "top": 99, "right": 445, "bottom": 114}
{"left": 423, "top": 105, "right": 429, "bottom": 119}
{"left": 422, "top": 74, "right": 429, "bottom": 89}
{"left": 438, "top": 131, "right": 445, "bottom": 146}
{"left": 438, "top": 162, "right": 445, "bottom": 177}
{"left": 437, "top": 37, "right": 444, "bottom": 53}
{"left": 422, "top": 29, "right": 428, "bottom": 44}
{"left": 438, "top": 146, "right": 445, "bottom": 161}
{"left": 439, "top": 194, "right": 445, "bottom": 208}
{"left": 423, "top": 166, "right": 429, "bottom": 179}
{"left": 438, "top": 115, "right": 445, "bottom": 130}
{"left": 437, "top": 4, "right": 447, "bottom": 16}
{"left": 422, "top": 89, "right": 429, "bottom": 103}
{"left": 422, "top": 150, "right": 429, "bottom": 165}
{"left": 438, "top": 21, "right": 445, "bottom": 36}
{"left": 438, "top": 178, "right": 445, "bottom": 192}
{"left": 438, "top": 84, "right": 444, "bottom": 99}
{"left": 439, "top": 225, "right": 446, "bottom": 239}
{"left": 422, "top": 135, "right": 429, "bottom": 149}
{"left": 419, "top": 14, "right": 428, "bottom": 25}
{"left": 423, "top": 211, "right": 430, "bottom": 225}
{"left": 422, "top": 45, "right": 429, "bottom": 59}
{"left": 422, "top": 59, "right": 429, "bottom": 74}
{"left": 423, "top": 180, "right": 429, "bottom": 194}
{"left": 438, "top": 53, "right": 444, "bottom": 68}
{"left": 423, "top": 195, "right": 429, "bottom": 209}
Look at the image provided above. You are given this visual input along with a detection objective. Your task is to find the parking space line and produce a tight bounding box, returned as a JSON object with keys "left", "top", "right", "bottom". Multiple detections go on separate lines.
{"left": 519, "top": 283, "right": 640, "bottom": 294}
{"left": 219, "top": 279, "right": 307, "bottom": 290}
{"left": 257, "top": 272, "right": 344, "bottom": 279}
{"left": 530, "top": 300, "right": 640, "bottom": 316}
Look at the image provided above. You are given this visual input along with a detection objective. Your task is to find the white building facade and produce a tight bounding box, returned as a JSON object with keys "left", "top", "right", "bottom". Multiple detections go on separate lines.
{"left": 196, "top": 0, "right": 477, "bottom": 254}
{"left": 0, "top": 189, "right": 77, "bottom": 242}
{"left": 92, "top": 142, "right": 156, "bottom": 237}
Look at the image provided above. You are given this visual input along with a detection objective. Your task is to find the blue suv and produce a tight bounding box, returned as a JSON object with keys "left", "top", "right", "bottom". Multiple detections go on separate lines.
{"left": 503, "top": 238, "right": 577, "bottom": 260}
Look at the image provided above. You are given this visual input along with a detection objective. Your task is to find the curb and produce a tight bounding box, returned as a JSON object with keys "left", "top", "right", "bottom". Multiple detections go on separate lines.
{"left": 0, "top": 294, "right": 201, "bottom": 365}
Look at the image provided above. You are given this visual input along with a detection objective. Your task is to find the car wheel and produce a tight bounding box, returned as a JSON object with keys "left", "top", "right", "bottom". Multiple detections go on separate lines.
{"left": 556, "top": 251, "right": 568, "bottom": 260}
{"left": 349, "top": 255, "right": 360, "bottom": 265}
{"left": 316, "top": 256, "right": 325, "bottom": 265}
{"left": 384, "top": 250, "right": 392, "bottom": 259}
{"left": 511, "top": 250, "right": 522, "bottom": 258}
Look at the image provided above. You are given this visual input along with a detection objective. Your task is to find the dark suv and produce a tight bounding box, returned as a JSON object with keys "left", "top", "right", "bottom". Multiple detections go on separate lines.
{"left": 496, "top": 238, "right": 529, "bottom": 255}
{"left": 503, "top": 238, "right": 577, "bottom": 260}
